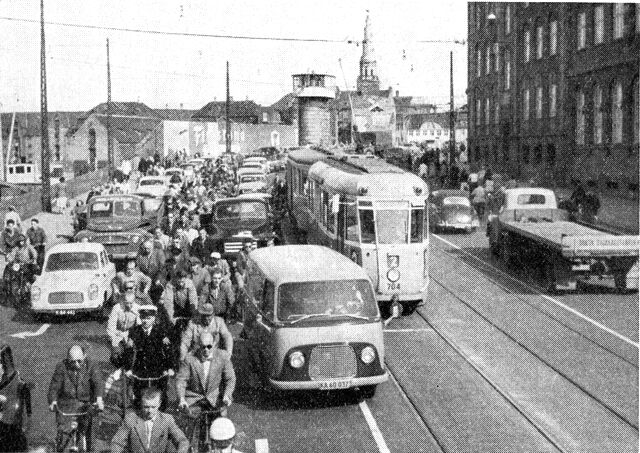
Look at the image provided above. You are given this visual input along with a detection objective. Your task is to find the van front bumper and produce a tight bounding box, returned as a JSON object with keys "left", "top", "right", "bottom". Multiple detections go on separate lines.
{"left": 269, "top": 372, "right": 388, "bottom": 391}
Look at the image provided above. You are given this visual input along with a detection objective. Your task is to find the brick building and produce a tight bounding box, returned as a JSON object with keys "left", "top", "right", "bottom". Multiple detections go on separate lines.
{"left": 467, "top": 2, "right": 639, "bottom": 191}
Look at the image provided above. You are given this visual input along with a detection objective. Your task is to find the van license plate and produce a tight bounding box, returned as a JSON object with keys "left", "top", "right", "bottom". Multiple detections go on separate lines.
{"left": 319, "top": 380, "right": 352, "bottom": 390}
{"left": 55, "top": 310, "right": 75, "bottom": 315}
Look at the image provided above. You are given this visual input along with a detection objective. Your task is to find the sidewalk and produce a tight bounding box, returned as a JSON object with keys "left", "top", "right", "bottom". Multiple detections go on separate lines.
{"left": 555, "top": 188, "right": 639, "bottom": 234}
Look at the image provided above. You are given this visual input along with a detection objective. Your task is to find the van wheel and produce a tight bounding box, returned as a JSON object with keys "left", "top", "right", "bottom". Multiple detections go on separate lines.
{"left": 358, "top": 385, "right": 376, "bottom": 399}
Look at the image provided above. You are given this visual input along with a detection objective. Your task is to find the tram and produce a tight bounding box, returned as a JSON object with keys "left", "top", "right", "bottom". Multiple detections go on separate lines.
{"left": 286, "top": 151, "right": 430, "bottom": 312}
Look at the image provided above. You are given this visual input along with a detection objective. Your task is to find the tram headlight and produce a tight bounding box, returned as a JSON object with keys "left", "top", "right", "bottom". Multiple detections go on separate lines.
{"left": 289, "top": 351, "right": 305, "bottom": 369}
{"left": 361, "top": 346, "right": 376, "bottom": 364}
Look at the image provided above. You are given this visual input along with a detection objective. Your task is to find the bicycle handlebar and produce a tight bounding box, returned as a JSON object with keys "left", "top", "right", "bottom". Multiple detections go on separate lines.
{"left": 53, "top": 403, "right": 101, "bottom": 417}
{"left": 126, "top": 372, "right": 169, "bottom": 381}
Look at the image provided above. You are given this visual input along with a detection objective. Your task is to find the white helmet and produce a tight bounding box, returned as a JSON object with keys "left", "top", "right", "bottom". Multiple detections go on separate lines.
{"left": 209, "top": 417, "right": 236, "bottom": 441}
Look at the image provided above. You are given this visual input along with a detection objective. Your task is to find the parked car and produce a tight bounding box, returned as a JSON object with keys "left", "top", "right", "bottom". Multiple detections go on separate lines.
{"left": 243, "top": 245, "right": 387, "bottom": 397}
{"left": 74, "top": 194, "right": 155, "bottom": 261}
{"left": 428, "top": 189, "right": 479, "bottom": 233}
{"left": 238, "top": 173, "right": 268, "bottom": 194}
{"left": 30, "top": 242, "right": 116, "bottom": 317}
{"left": 135, "top": 176, "right": 168, "bottom": 198}
{"left": 238, "top": 162, "right": 267, "bottom": 177}
{"left": 210, "top": 194, "right": 277, "bottom": 259}
{"left": 164, "top": 167, "right": 185, "bottom": 185}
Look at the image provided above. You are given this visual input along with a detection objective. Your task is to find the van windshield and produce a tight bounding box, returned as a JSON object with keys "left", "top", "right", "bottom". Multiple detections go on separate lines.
{"left": 277, "top": 279, "right": 378, "bottom": 321}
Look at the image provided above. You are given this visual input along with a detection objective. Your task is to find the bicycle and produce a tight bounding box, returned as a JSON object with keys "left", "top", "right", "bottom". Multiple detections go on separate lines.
{"left": 122, "top": 371, "right": 170, "bottom": 413}
{"left": 180, "top": 403, "right": 228, "bottom": 453}
{"left": 52, "top": 402, "right": 101, "bottom": 453}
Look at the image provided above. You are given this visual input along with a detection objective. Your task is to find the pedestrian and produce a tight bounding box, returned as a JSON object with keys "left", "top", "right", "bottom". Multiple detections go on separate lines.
{"left": 471, "top": 183, "right": 488, "bottom": 223}
{"left": 110, "top": 388, "right": 188, "bottom": 453}
{"left": 26, "top": 218, "right": 47, "bottom": 271}
{"left": 54, "top": 178, "right": 68, "bottom": 214}
{"left": 4, "top": 207, "right": 21, "bottom": 232}
{"left": 582, "top": 180, "right": 601, "bottom": 224}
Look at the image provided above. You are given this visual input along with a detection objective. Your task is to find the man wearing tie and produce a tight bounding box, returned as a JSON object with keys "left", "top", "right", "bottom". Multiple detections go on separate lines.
{"left": 176, "top": 332, "right": 236, "bottom": 444}
{"left": 111, "top": 388, "right": 188, "bottom": 453}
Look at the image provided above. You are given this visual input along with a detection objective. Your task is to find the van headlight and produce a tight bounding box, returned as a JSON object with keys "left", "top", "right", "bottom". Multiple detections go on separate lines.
{"left": 31, "top": 286, "right": 41, "bottom": 303}
{"left": 289, "top": 351, "right": 305, "bottom": 369}
{"left": 361, "top": 346, "right": 376, "bottom": 364}
{"left": 88, "top": 284, "right": 99, "bottom": 300}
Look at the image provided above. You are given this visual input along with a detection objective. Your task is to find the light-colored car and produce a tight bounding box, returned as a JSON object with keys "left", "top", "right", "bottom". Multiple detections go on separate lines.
{"left": 164, "top": 167, "right": 185, "bottom": 185}
{"left": 239, "top": 161, "right": 267, "bottom": 175}
{"left": 30, "top": 242, "right": 116, "bottom": 317}
{"left": 238, "top": 173, "right": 268, "bottom": 194}
{"left": 135, "top": 176, "right": 168, "bottom": 198}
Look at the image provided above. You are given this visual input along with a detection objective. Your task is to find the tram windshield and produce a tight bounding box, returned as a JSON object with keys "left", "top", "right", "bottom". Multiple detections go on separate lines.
{"left": 359, "top": 203, "right": 426, "bottom": 244}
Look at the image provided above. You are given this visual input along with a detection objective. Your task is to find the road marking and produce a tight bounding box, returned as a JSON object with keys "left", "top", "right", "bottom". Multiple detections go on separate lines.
{"left": 359, "top": 401, "right": 390, "bottom": 453}
{"left": 10, "top": 323, "right": 50, "bottom": 339}
{"left": 384, "top": 328, "right": 433, "bottom": 333}
{"left": 432, "top": 234, "right": 639, "bottom": 348}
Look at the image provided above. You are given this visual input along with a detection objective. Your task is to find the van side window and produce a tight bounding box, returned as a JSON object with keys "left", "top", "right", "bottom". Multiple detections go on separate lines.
{"left": 262, "top": 280, "right": 275, "bottom": 319}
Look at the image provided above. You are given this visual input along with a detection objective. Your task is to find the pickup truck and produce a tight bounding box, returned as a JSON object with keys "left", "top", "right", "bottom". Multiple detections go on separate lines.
{"left": 487, "top": 188, "right": 639, "bottom": 291}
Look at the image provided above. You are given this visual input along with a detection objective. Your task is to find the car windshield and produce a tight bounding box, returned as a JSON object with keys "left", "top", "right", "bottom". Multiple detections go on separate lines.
{"left": 240, "top": 175, "right": 265, "bottom": 183}
{"left": 89, "top": 200, "right": 141, "bottom": 218}
{"left": 277, "top": 280, "right": 378, "bottom": 321}
{"left": 140, "top": 179, "right": 164, "bottom": 186}
{"left": 443, "top": 196, "right": 471, "bottom": 207}
{"left": 45, "top": 252, "right": 99, "bottom": 271}
{"left": 376, "top": 209, "right": 409, "bottom": 244}
{"left": 215, "top": 201, "right": 267, "bottom": 220}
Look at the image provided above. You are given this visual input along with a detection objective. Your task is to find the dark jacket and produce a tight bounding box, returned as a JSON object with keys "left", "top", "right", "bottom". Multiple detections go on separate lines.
{"left": 199, "top": 282, "right": 235, "bottom": 317}
{"left": 127, "top": 324, "right": 175, "bottom": 377}
{"left": 136, "top": 249, "right": 166, "bottom": 282}
{"left": 110, "top": 410, "right": 188, "bottom": 453}
{"left": 47, "top": 359, "right": 104, "bottom": 409}
{"left": 189, "top": 237, "right": 217, "bottom": 262}
{"left": 26, "top": 226, "right": 47, "bottom": 247}
{"left": 176, "top": 351, "right": 235, "bottom": 407}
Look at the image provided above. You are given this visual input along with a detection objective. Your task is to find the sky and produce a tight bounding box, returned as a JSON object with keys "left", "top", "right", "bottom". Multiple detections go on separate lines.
{"left": 0, "top": 0, "right": 469, "bottom": 113}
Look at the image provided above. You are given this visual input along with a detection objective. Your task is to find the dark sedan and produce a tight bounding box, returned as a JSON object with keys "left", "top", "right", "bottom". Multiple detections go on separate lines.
{"left": 428, "top": 190, "right": 479, "bottom": 233}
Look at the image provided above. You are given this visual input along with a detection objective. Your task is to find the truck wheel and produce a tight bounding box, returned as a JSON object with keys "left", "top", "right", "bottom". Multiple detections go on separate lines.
{"left": 613, "top": 272, "right": 627, "bottom": 293}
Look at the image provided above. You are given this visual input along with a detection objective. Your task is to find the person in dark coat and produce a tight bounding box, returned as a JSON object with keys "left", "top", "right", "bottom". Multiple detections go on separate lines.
{"left": 0, "top": 346, "right": 30, "bottom": 452}
{"left": 199, "top": 267, "right": 235, "bottom": 320}
{"left": 26, "top": 218, "right": 47, "bottom": 270}
{"left": 138, "top": 157, "right": 150, "bottom": 175}
{"left": 583, "top": 180, "right": 601, "bottom": 224}
{"left": 136, "top": 240, "right": 167, "bottom": 303}
{"left": 124, "top": 306, "right": 175, "bottom": 410}
{"left": 190, "top": 228, "right": 217, "bottom": 263}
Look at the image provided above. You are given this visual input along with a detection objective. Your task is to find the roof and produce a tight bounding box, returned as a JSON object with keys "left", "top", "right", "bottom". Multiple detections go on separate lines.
{"left": 93, "top": 115, "right": 161, "bottom": 144}
{"left": 286, "top": 147, "right": 336, "bottom": 167}
{"left": 154, "top": 109, "right": 197, "bottom": 121}
{"left": 249, "top": 245, "right": 369, "bottom": 285}
{"left": 325, "top": 155, "right": 405, "bottom": 175}
{"left": 270, "top": 93, "right": 297, "bottom": 111}
{"left": 432, "top": 189, "right": 470, "bottom": 199}
{"left": 89, "top": 194, "right": 144, "bottom": 203}
{"left": 86, "top": 101, "right": 159, "bottom": 118}
{"left": 1, "top": 111, "right": 84, "bottom": 139}
{"left": 216, "top": 193, "right": 270, "bottom": 203}
{"left": 191, "top": 100, "right": 262, "bottom": 121}
{"left": 47, "top": 242, "right": 106, "bottom": 254}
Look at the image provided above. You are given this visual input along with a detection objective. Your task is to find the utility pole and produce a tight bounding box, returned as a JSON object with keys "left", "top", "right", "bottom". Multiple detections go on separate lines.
{"left": 0, "top": 105, "right": 3, "bottom": 182}
{"left": 106, "top": 38, "right": 114, "bottom": 179}
{"left": 448, "top": 50, "right": 456, "bottom": 188}
{"left": 40, "top": 0, "right": 51, "bottom": 212}
{"left": 225, "top": 61, "right": 231, "bottom": 155}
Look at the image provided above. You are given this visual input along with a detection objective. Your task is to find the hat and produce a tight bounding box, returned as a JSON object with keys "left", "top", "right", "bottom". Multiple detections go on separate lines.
{"left": 189, "top": 257, "right": 202, "bottom": 265}
{"left": 198, "top": 303, "right": 215, "bottom": 316}
{"left": 209, "top": 417, "right": 235, "bottom": 441}
{"left": 139, "top": 305, "right": 157, "bottom": 316}
{"left": 210, "top": 252, "right": 221, "bottom": 259}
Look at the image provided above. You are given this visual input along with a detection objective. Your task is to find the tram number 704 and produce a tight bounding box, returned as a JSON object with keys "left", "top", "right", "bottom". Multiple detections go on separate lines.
{"left": 387, "top": 282, "right": 400, "bottom": 291}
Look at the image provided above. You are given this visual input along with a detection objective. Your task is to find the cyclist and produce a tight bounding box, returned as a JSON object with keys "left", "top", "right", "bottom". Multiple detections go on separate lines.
{"left": 112, "top": 259, "right": 152, "bottom": 299}
{"left": 47, "top": 345, "right": 104, "bottom": 445}
{"left": 107, "top": 281, "right": 141, "bottom": 368}
{"left": 0, "top": 345, "right": 31, "bottom": 453}
{"left": 136, "top": 239, "right": 166, "bottom": 303}
{"left": 209, "top": 417, "right": 244, "bottom": 453}
{"left": 200, "top": 267, "right": 235, "bottom": 321}
{"left": 188, "top": 257, "right": 211, "bottom": 296}
{"left": 206, "top": 252, "right": 231, "bottom": 283}
{"left": 176, "top": 332, "right": 235, "bottom": 445}
{"left": 0, "top": 220, "right": 20, "bottom": 258}
{"left": 124, "top": 305, "right": 175, "bottom": 410}
{"left": 162, "top": 270, "right": 198, "bottom": 335}
{"left": 4, "top": 234, "right": 38, "bottom": 285}
{"left": 179, "top": 303, "right": 233, "bottom": 362}
{"left": 25, "top": 218, "right": 47, "bottom": 271}
{"left": 111, "top": 387, "right": 188, "bottom": 453}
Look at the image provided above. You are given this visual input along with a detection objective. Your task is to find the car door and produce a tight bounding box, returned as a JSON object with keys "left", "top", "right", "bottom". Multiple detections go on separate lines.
{"left": 101, "top": 250, "right": 116, "bottom": 299}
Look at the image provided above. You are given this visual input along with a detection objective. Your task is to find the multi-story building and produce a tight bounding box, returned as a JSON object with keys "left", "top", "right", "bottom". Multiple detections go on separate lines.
{"left": 468, "top": 2, "right": 639, "bottom": 191}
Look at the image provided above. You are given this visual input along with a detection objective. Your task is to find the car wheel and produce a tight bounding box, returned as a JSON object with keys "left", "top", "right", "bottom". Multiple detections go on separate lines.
{"left": 358, "top": 385, "right": 377, "bottom": 399}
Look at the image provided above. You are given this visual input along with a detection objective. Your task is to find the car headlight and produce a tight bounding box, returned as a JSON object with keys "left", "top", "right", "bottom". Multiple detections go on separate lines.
{"left": 361, "top": 346, "right": 376, "bottom": 364}
{"left": 289, "top": 351, "right": 305, "bottom": 369}
{"left": 31, "top": 286, "right": 40, "bottom": 303}
{"left": 89, "top": 284, "right": 99, "bottom": 300}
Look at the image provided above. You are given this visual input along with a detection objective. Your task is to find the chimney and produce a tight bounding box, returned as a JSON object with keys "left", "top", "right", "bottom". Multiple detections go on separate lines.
{"left": 395, "top": 90, "right": 399, "bottom": 97}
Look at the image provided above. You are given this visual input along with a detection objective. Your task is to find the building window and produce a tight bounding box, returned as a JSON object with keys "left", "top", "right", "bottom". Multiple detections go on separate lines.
{"left": 505, "top": 4, "right": 511, "bottom": 34}
{"left": 549, "top": 84, "right": 557, "bottom": 118}
{"left": 493, "top": 42, "right": 500, "bottom": 72}
{"left": 476, "top": 46, "right": 482, "bottom": 77}
{"left": 536, "top": 25, "right": 543, "bottom": 59}
{"left": 524, "top": 29, "right": 531, "bottom": 62}
{"left": 522, "top": 145, "right": 530, "bottom": 164}
{"left": 534, "top": 144, "right": 543, "bottom": 163}
{"left": 485, "top": 98, "right": 490, "bottom": 126}
{"left": 504, "top": 51, "right": 511, "bottom": 89}
{"left": 613, "top": 3, "right": 624, "bottom": 39}
{"left": 593, "top": 86, "right": 603, "bottom": 144}
{"left": 486, "top": 45, "right": 491, "bottom": 75}
{"left": 536, "top": 86, "right": 543, "bottom": 119}
{"left": 523, "top": 89, "right": 530, "bottom": 121}
{"left": 578, "top": 12, "right": 587, "bottom": 49}
{"left": 547, "top": 144, "right": 556, "bottom": 164}
{"left": 494, "top": 102, "right": 499, "bottom": 125}
{"left": 576, "top": 89, "right": 586, "bottom": 145}
{"left": 594, "top": 5, "right": 605, "bottom": 44}
{"left": 475, "top": 99, "right": 481, "bottom": 126}
{"left": 550, "top": 20, "right": 558, "bottom": 55}
{"left": 634, "top": 77, "right": 639, "bottom": 145}
{"left": 612, "top": 81, "right": 623, "bottom": 143}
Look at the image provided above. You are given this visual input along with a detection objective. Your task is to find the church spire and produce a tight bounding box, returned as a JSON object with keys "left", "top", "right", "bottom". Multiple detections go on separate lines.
{"left": 357, "top": 10, "right": 380, "bottom": 94}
